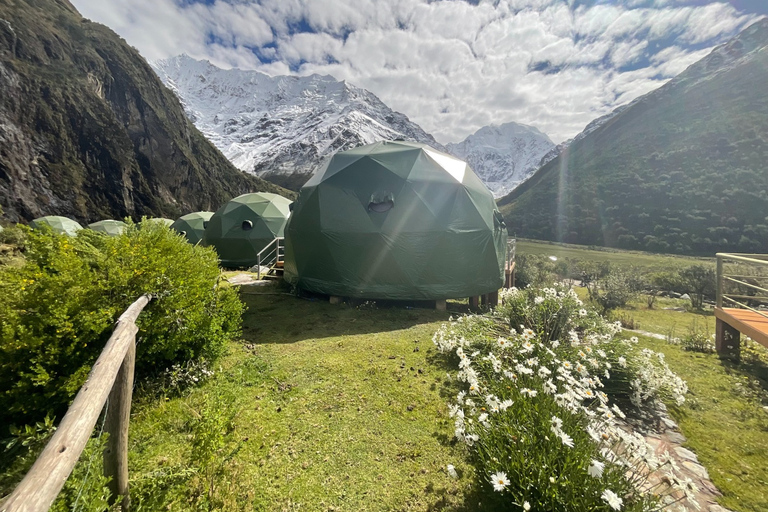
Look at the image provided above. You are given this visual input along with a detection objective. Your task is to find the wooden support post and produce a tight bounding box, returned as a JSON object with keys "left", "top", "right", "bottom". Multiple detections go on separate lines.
{"left": 104, "top": 340, "right": 136, "bottom": 511}
{"left": 469, "top": 296, "right": 479, "bottom": 309}
{"left": 488, "top": 290, "right": 499, "bottom": 308}
{"left": 716, "top": 318, "right": 741, "bottom": 361}
{"left": 435, "top": 299, "right": 447, "bottom": 311}
{"left": 329, "top": 296, "right": 342, "bottom": 305}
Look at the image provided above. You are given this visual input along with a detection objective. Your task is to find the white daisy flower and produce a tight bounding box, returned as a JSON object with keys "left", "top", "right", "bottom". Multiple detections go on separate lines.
{"left": 601, "top": 489, "right": 623, "bottom": 510}
{"left": 490, "top": 471, "right": 509, "bottom": 492}
{"left": 588, "top": 459, "right": 605, "bottom": 478}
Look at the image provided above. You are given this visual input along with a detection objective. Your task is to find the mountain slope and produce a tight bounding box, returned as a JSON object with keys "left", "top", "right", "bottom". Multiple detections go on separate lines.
{"left": 498, "top": 19, "right": 768, "bottom": 256}
{"left": 446, "top": 122, "right": 554, "bottom": 198}
{"left": 0, "top": 0, "right": 290, "bottom": 224}
{"left": 152, "top": 55, "right": 442, "bottom": 190}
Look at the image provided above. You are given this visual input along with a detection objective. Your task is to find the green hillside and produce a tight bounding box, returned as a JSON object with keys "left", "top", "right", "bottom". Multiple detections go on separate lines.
{"left": 499, "top": 19, "right": 768, "bottom": 256}
{"left": 0, "top": 0, "right": 293, "bottom": 224}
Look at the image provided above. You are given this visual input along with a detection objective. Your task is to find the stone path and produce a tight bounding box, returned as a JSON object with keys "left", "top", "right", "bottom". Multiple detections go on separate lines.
{"left": 634, "top": 402, "right": 731, "bottom": 512}
{"left": 624, "top": 327, "right": 730, "bottom": 510}
{"left": 226, "top": 273, "right": 273, "bottom": 286}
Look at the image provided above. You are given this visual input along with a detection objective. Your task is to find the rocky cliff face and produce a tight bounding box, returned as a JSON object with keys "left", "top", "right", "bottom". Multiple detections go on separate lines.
{"left": 0, "top": 0, "right": 289, "bottom": 223}
{"left": 152, "top": 55, "right": 443, "bottom": 190}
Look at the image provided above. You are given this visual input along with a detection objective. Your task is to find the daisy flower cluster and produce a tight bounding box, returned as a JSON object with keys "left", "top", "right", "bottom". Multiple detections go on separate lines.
{"left": 434, "top": 284, "right": 697, "bottom": 512}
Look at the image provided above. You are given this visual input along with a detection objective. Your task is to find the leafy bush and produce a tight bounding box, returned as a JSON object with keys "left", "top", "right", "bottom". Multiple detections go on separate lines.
{"left": 587, "top": 269, "right": 642, "bottom": 314}
{"left": 680, "top": 320, "right": 715, "bottom": 353}
{"left": 677, "top": 265, "right": 715, "bottom": 310}
{"left": 0, "top": 221, "right": 243, "bottom": 427}
{"left": 433, "top": 285, "right": 693, "bottom": 511}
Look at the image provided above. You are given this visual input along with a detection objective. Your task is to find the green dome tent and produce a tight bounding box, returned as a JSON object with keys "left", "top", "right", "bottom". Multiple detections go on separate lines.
{"left": 88, "top": 220, "right": 127, "bottom": 236}
{"left": 144, "top": 218, "right": 174, "bottom": 227}
{"left": 30, "top": 216, "right": 83, "bottom": 237}
{"left": 283, "top": 140, "right": 507, "bottom": 300}
{"left": 171, "top": 212, "right": 213, "bottom": 245}
{"left": 203, "top": 193, "right": 292, "bottom": 268}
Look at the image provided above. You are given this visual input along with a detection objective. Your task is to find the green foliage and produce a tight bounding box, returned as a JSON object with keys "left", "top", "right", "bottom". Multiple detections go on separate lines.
{"left": 677, "top": 264, "right": 716, "bottom": 310}
{"left": 434, "top": 286, "right": 691, "bottom": 511}
{"left": 680, "top": 320, "right": 715, "bottom": 353}
{"left": 593, "top": 270, "right": 642, "bottom": 313}
{"left": 49, "top": 435, "right": 112, "bottom": 512}
{"left": 0, "top": 222, "right": 243, "bottom": 427}
{"left": 496, "top": 285, "right": 595, "bottom": 344}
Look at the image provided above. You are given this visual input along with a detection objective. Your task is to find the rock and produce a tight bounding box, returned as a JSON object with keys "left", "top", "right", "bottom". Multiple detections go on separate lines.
{"left": 682, "top": 460, "right": 710, "bottom": 480}
{"left": 662, "top": 417, "right": 679, "bottom": 430}
{"left": 665, "top": 431, "right": 686, "bottom": 444}
{"left": 675, "top": 446, "right": 699, "bottom": 463}
{"left": 681, "top": 293, "right": 691, "bottom": 300}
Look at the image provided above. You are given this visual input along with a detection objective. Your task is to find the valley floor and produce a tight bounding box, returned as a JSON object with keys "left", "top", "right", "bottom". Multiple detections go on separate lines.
{"left": 121, "top": 280, "right": 768, "bottom": 511}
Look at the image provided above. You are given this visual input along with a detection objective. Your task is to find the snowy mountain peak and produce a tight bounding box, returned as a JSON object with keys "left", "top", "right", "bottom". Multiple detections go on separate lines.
{"left": 151, "top": 55, "right": 441, "bottom": 187}
{"left": 446, "top": 121, "right": 555, "bottom": 198}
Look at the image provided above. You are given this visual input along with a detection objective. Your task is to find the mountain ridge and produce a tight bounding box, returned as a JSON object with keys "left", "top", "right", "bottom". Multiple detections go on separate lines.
{"left": 151, "top": 55, "right": 443, "bottom": 190}
{"left": 498, "top": 18, "right": 768, "bottom": 256}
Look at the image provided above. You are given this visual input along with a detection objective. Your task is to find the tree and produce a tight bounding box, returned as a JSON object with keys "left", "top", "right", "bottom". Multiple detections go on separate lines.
{"left": 678, "top": 264, "right": 716, "bottom": 309}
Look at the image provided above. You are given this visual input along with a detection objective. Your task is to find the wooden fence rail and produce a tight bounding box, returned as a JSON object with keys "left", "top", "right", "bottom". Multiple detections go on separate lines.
{"left": 1, "top": 295, "right": 151, "bottom": 512}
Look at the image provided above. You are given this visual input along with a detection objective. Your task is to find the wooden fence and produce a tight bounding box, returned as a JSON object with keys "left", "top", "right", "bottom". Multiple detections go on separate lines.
{"left": 1, "top": 295, "right": 151, "bottom": 512}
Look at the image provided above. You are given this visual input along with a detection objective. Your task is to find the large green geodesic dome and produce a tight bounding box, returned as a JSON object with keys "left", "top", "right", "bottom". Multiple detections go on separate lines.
{"left": 171, "top": 212, "right": 213, "bottom": 245}
{"left": 283, "top": 140, "right": 507, "bottom": 300}
{"left": 203, "top": 193, "right": 292, "bottom": 268}
{"left": 30, "top": 216, "right": 83, "bottom": 237}
{"left": 88, "top": 220, "right": 127, "bottom": 236}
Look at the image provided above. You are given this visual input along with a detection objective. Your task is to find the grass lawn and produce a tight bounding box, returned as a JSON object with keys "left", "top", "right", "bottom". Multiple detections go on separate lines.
{"left": 517, "top": 238, "right": 711, "bottom": 272}
{"left": 607, "top": 299, "right": 768, "bottom": 512}
{"left": 633, "top": 332, "right": 768, "bottom": 512}
{"left": 127, "top": 286, "right": 488, "bottom": 511}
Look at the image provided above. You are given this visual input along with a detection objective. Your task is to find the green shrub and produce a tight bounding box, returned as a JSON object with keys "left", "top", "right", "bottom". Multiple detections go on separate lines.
{"left": 434, "top": 285, "right": 692, "bottom": 511}
{"left": 0, "top": 221, "right": 243, "bottom": 427}
{"left": 677, "top": 264, "right": 715, "bottom": 310}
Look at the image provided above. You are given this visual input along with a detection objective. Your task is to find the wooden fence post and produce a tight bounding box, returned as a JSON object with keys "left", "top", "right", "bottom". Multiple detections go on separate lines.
{"left": 104, "top": 339, "right": 136, "bottom": 511}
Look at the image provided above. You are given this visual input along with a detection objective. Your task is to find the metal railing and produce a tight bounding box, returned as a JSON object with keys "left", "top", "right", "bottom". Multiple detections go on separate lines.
{"left": 2, "top": 296, "right": 151, "bottom": 512}
{"left": 255, "top": 237, "right": 284, "bottom": 280}
{"left": 716, "top": 253, "right": 768, "bottom": 320}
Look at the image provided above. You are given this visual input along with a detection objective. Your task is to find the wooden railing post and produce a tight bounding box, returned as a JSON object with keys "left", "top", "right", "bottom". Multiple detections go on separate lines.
{"left": 716, "top": 253, "right": 723, "bottom": 309}
{"left": 103, "top": 339, "right": 136, "bottom": 511}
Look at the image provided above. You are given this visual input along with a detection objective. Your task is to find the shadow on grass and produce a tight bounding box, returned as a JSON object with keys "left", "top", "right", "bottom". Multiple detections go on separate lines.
{"left": 239, "top": 286, "right": 473, "bottom": 344}
{"left": 719, "top": 345, "right": 768, "bottom": 403}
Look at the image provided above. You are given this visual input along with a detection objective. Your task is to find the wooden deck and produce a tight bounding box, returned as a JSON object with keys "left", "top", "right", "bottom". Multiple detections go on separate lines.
{"left": 714, "top": 307, "right": 768, "bottom": 359}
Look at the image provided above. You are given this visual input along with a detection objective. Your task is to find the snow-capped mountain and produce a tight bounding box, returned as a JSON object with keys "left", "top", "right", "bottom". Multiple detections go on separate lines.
{"left": 445, "top": 122, "right": 555, "bottom": 198}
{"left": 151, "top": 55, "right": 442, "bottom": 186}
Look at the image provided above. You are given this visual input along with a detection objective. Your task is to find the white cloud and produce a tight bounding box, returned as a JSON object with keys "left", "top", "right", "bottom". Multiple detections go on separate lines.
{"left": 70, "top": 0, "right": 762, "bottom": 144}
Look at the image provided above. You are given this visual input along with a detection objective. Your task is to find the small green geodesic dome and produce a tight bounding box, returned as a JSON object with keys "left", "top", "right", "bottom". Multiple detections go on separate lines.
{"left": 283, "top": 141, "right": 507, "bottom": 300}
{"left": 171, "top": 212, "right": 214, "bottom": 245}
{"left": 88, "top": 220, "right": 127, "bottom": 236}
{"left": 144, "top": 218, "right": 174, "bottom": 227}
{"left": 30, "top": 216, "right": 83, "bottom": 237}
{"left": 203, "top": 193, "right": 292, "bottom": 268}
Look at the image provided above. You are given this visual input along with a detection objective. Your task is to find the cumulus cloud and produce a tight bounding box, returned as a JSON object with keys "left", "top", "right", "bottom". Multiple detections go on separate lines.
{"left": 71, "top": 0, "right": 763, "bottom": 143}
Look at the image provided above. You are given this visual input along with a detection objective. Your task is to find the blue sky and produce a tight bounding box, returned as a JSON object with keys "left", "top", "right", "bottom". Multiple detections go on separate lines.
{"left": 70, "top": 0, "right": 765, "bottom": 144}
